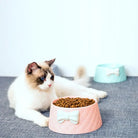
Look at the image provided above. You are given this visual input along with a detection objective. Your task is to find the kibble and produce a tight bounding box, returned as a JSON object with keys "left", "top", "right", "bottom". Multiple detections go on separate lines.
{"left": 53, "top": 97, "right": 95, "bottom": 108}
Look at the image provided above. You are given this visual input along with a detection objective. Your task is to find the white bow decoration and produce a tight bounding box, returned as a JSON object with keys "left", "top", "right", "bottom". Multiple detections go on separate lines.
{"left": 57, "top": 110, "right": 79, "bottom": 124}
{"left": 106, "top": 68, "right": 120, "bottom": 76}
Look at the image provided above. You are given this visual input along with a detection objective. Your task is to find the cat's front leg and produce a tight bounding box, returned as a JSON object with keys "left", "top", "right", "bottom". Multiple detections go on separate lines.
{"left": 77, "top": 88, "right": 107, "bottom": 102}
{"left": 15, "top": 108, "right": 49, "bottom": 127}
{"left": 87, "top": 88, "right": 107, "bottom": 99}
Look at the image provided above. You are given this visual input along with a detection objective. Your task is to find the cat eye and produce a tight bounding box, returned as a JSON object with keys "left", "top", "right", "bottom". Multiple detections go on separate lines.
{"left": 50, "top": 75, "right": 54, "bottom": 81}
{"left": 40, "top": 76, "right": 46, "bottom": 81}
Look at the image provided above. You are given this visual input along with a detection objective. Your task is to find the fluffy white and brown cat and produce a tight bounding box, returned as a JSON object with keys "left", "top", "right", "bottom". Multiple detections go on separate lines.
{"left": 8, "top": 59, "right": 107, "bottom": 127}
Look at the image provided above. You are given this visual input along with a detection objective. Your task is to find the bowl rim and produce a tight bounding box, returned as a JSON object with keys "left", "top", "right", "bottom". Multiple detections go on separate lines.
{"left": 96, "top": 63, "right": 124, "bottom": 68}
{"left": 51, "top": 96, "right": 97, "bottom": 109}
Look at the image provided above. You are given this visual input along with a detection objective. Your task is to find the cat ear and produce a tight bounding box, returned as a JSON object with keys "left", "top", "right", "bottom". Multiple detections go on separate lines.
{"left": 27, "top": 62, "right": 40, "bottom": 74}
{"left": 45, "top": 58, "right": 56, "bottom": 67}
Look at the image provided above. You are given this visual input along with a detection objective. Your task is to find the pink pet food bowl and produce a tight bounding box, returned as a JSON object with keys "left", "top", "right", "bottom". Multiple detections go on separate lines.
{"left": 49, "top": 97, "right": 102, "bottom": 134}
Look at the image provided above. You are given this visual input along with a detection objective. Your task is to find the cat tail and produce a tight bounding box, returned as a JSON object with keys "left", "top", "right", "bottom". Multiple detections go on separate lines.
{"left": 74, "top": 66, "right": 90, "bottom": 87}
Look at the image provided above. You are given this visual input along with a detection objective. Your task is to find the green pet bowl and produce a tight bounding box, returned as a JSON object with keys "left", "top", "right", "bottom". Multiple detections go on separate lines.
{"left": 94, "top": 64, "right": 127, "bottom": 83}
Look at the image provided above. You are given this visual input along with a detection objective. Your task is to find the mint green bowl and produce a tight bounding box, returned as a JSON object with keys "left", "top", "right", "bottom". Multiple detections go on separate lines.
{"left": 94, "top": 64, "right": 127, "bottom": 83}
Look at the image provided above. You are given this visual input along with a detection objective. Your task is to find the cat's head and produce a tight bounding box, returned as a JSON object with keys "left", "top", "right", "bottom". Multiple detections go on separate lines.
{"left": 25, "top": 59, "right": 55, "bottom": 91}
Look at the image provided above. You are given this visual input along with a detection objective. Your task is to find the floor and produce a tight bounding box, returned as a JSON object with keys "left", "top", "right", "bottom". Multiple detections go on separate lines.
{"left": 0, "top": 77, "right": 138, "bottom": 138}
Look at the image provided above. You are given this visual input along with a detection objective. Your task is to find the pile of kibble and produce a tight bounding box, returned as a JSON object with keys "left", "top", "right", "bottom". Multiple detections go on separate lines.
{"left": 53, "top": 97, "right": 95, "bottom": 108}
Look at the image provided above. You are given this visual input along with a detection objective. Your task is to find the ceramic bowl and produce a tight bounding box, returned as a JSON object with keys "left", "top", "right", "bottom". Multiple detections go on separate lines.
{"left": 94, "top": 64, "right": 127, "bottom": 83}
{"left": 49, "top": 97, "right": 102, "bottom": 134}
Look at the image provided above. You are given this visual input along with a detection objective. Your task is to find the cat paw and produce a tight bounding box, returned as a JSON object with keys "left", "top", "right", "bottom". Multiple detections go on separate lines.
{"left": 97, "top": 91, "right": 108, "bottom": 98}
{"left": 34, "top": 117, "right": 49, "bottom": 127}
{"left": 93, "top": 96, "right": 100, "bottom": 102}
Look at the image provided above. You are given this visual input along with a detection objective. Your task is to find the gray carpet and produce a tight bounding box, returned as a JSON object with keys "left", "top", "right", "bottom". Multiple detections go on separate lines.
{"left": 0, "top": 77, "right": 138, "bottom": 138}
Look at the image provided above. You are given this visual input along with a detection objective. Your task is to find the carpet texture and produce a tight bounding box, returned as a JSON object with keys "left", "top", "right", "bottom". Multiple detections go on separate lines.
{"left": 0, "top": 77, "right": 138, "bottom": 138}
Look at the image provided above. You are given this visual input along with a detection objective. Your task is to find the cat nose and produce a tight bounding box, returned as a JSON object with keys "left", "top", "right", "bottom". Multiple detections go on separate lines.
{"left": 48, "top": 84, "right": 52, "bottom": 87}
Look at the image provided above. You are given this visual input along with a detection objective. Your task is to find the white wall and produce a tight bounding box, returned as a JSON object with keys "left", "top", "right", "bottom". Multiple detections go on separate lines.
{"left": 0, "top": 0, "right": 138, "bottom": 77}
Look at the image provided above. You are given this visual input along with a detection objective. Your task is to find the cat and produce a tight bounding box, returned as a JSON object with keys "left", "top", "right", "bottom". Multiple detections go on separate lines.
{"left": 8, "top": 59, "right": 107, "bottom": 127}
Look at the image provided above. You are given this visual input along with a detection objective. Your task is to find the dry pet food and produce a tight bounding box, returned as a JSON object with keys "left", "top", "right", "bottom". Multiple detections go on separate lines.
{"left": 53, "top": 97, "right": 95, "bottom": 108}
